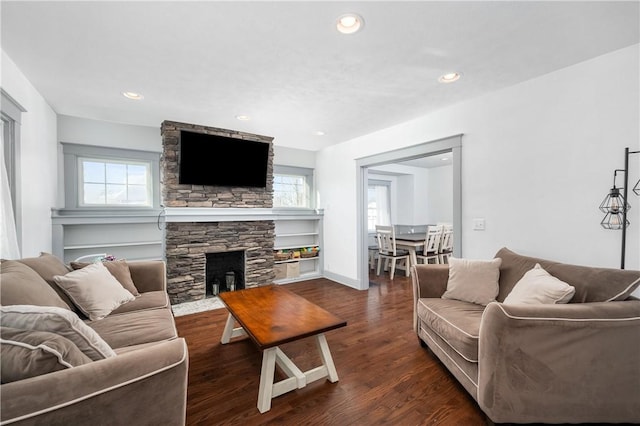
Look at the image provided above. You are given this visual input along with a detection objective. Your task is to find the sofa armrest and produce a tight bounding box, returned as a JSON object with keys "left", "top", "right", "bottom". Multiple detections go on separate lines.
{"left": 411, "top": 264, "right": 449, "bottom": 331}
{"left": 478, "top": 300, "right": 640, "bottom": 424}
{"left": 127, "top": 260, "right": 167, "bottom": 293}
{"left": 1, "top": 338, "right": 188, "bottom": 425}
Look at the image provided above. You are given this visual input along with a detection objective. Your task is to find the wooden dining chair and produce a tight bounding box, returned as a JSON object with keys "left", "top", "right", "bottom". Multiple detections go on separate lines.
{"left": 375, "top": 225, "right": 410, "bottom": 280}
{"left": 416, "top": 225, "right": 442, "bottom": 264}
{"left": 438, "top": 226, "right": 454, "bottom": 264}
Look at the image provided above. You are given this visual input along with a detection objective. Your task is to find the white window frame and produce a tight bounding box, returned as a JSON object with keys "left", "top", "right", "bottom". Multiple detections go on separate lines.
{"left": 273, "top": 165, "right": 314, "bottom": 209}
{"left": 367, "top": 179, "right": 392, "bottom": 232}
{"left": 62, "top": 143, "right": 160, "bottom": 210}
{"left": 78, "top": 157, "right": 153, "bottom": 207}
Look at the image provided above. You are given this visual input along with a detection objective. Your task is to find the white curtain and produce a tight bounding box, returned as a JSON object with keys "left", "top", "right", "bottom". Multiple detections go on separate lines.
{"left": 375, "top": 184, "right": 391, "bottom": 226}
{"left": 0, "top": 122, "right": 20, "bottom": 259}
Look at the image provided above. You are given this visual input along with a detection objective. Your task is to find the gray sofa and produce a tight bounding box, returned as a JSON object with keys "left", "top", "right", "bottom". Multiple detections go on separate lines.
{"left": 412, "top": 247, "right": 640, "bottom": 424}
{"left": 0, "top": 253, "right": 188, "bottom": 426}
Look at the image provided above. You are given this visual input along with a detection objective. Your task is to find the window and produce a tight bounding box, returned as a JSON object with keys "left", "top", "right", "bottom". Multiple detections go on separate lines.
{"left": 79, "top": 158, "right": 152, "bottom": 206}
{"left": 62, "top": 143, "right": 160, "bottom": 209}
{"left": 1, "top": 89, "right": 25, "bottom": 256}
{"left": 273, "top": 165, "right": 313, "bottom": 208}
{"left": 368, "top": 180, "right": 391, "bottom": 231}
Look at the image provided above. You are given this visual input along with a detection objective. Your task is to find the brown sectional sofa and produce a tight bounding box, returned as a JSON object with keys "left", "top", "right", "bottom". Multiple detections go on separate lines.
{"left": 0, "top": 254, "right": 188, "bottom": 426}
{"left": 412, "top": 247, "right": 640, "bottom": 424}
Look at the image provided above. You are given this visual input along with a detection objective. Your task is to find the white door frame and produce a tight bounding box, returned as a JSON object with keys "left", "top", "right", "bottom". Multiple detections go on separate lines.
{"left": 355, "top": 135, "right": 463, "bottom": 290}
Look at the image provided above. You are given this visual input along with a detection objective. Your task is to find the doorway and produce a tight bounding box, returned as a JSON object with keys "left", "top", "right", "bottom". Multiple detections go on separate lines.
{"left": 356, "top": 135, "right": 462, "bottom": 290}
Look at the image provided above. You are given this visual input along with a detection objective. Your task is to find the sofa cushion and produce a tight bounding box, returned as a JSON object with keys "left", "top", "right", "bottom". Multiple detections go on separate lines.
{"left": 417, "top": 298, "right": 485, "bottom": 362}
{"left": 87, "top": 307, "right": 178, "bottom": 349}
{"left": 0, "top": 327, "right": 92, "bottom": 383}
{"left": 17, "top": 253, "right": 75, "bottom": 311}
{"left": 504, "top": 263, "right": 575, "bottom": 305}
{"left": 110, "top": 291, "right": 169, "bottom": 315}
{"left": 442, "top": 257, "right": 502, "bottom": 306}
{"left": 0, "top": 260, "right": 70, "bottom": 310}
{"left": 495, "top": 248, "right": 640, "bottom": 303}
{"left": 70, "top": 260, "right": 140, "bottom": 296}
{"left": 53, "top": 262, "right": 136, "bottom": 321}
{"left": 0, "top": 305, "right": 116, "bottom": 360}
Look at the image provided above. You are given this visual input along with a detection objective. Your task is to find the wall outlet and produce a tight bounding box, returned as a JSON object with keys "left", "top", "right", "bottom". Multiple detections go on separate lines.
{"left": 473, "top": 218, "right": 486, "bottom": 231}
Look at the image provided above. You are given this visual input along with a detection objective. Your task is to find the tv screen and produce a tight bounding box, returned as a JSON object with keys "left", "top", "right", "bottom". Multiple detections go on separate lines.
{"left": 178, "top": 130, "right": 269, "bottom": 188}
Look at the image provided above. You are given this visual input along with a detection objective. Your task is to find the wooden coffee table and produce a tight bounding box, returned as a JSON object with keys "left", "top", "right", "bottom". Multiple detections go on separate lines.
{"left": 219, "top": 284, "right": 346, "bottom": 413}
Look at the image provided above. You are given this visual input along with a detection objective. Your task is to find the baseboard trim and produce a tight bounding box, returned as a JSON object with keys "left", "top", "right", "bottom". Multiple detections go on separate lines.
{"left": 323, "top": 271, "right": 363, "bottom": 290}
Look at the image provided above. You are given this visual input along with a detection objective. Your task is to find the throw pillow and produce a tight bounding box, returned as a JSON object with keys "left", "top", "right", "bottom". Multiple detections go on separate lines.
{"left": 503, "top": 263, "right": 576, "bottom": 305}
{"left": 0, "top": 305, "right": 116, "bottom": 360}
{"left": 1, "top": 326, "right": 92, "bottom": 383}
{"left": 17, "top": 252, "right": 76, "bottom": 311}
{"left": 0, "top": 260, "right": 70, "bottom": 309}
{"left": 70, "top": 260, "right": 140, "bottom": 296}
{"left": 53, "top": 262, "right": 136, "bottom": 321}
{"left": 442, "top": 257, "right": 502, "bottom": 306}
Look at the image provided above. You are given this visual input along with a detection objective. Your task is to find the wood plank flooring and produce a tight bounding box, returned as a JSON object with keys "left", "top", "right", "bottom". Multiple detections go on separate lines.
{"left": 175, "top": 273, "right": 486, "bottom": 425}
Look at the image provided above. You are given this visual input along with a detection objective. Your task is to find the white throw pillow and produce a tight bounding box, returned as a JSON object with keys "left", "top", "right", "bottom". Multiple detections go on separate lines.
{"left": 0, "top": 305, "right": 116, "bottom": 360}
{"left": 53, "top": 262, "right": 135, "bottom": 321}
{"left": 504, "top": 263, "right": 575, "bottom": 305}
{"left": 442, "top": 257, "right": 502, "bottom": 306}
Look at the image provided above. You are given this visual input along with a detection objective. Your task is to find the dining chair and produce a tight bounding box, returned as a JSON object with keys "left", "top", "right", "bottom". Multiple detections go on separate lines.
{"left": 438, "top": 226, "right": 454, "bottom": 264}
{"left": 375, "top": 225, "right": 410, "bottom": 280}
{"left": 369, "top": 245, "right": 378, "bottom": 270}
{"left": 416, "top": 225, "right": 442, "bottom": 264}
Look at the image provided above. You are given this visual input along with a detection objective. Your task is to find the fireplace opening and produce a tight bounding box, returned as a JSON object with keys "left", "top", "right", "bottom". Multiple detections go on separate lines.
{"left": 206, "top": 250, "right": 246, "bottom": 297}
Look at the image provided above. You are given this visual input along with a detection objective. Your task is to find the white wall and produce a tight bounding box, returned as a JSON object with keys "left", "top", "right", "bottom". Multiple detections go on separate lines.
{"left": 427, "top": 165, "right": 453, "bottom": 224}
{"left": 58, "top": 115, "right": 161, "bottom": 152}
{"left": 1, "top": 51, "right": 58, "bottom": 256}
{"left": 317, "top": 45, "right": 640, "bottom": 284}
{"left": 368, "top": 164, "right": 431, "bottom": 225}
{"left": 273, "top": 145, "right": 315, "bottom": 169}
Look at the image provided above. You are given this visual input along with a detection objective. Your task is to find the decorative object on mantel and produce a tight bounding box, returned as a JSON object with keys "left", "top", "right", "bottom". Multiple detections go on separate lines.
{"left": 599, "top": 147, "right": 640, "bottom": 269}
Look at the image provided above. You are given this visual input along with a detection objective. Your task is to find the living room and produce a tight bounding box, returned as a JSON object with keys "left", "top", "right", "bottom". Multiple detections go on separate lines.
{"left": 1, "top": 1, "right": 639, "bottom": 425}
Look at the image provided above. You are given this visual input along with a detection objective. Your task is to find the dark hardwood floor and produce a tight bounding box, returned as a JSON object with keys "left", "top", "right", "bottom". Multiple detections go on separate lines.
{"left": 175, "top": 273, "right": 486, "bottom": 425}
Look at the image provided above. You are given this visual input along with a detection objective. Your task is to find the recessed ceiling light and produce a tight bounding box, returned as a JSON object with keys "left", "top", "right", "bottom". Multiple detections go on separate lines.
{"left": 122, "top": 91, "right": 144, "bottom": 100}
{"left": 441, "top": 157, "right": 449, "bottom": 161}
{"left": 235, "top": 115, "right": 250, "bottom": 121}
{"left": 313, "top": 131, "right": 325, "bottom": 136}
{"left": 337, "top": 13, "right": 364, "bottom": 34}
{"left": 438, "top": 72, "right": 461, "bottom": 83}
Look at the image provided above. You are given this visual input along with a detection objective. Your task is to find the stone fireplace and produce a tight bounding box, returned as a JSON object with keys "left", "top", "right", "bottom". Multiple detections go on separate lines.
{"left": 161, "top": 121, "right": 276, "bottom": 304}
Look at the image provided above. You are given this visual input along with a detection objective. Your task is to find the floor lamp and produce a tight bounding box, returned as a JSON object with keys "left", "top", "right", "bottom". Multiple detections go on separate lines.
{"left": 600, "top": 147, "right": 640, "bottom": 269}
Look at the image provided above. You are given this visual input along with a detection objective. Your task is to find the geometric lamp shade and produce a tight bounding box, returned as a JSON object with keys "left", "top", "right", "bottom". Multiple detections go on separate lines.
{"left": 599, "top": 187, "right": 630, "bottom": 214}
{"left": 600, "top": 211, "right": 629, "bottom": 230}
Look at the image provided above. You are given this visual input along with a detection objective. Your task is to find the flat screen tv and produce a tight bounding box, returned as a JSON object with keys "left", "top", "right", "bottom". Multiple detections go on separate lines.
{"left": 178, "top": 130, "right": 269, "bottom": 188}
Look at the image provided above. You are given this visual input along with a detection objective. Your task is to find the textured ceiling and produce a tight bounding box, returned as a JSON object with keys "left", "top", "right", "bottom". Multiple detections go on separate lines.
{"left": 2, "top": 1, "right": 639, "bottom": 151}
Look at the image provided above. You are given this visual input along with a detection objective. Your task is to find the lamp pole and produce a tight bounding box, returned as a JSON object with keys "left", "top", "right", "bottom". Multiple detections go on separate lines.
{"left": 621, "top": 147, "right": 629, "bottom": 269}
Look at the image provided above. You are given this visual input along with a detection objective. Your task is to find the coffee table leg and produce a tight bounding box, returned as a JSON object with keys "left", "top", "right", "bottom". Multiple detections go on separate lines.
{"left": 316, "top": 333, "right": 339, "bottom": 382}
{"left": 257, "top": 347, "right": 277, "bottom": 413}
{"left": 221, "top": 313, "right": 246, "bottom": 344}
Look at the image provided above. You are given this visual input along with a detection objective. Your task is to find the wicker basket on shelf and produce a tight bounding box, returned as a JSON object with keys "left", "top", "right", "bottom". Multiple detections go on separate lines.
{"left": 274, "top": 252, "right": 291, "bottom": 261}
{"left": 300, "top": 251, "right": 319, "bottom": 258}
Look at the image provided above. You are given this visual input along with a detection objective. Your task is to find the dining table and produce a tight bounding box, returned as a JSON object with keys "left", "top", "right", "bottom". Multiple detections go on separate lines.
{"left": 394, "top": 232, "right": 427, "bottom": 270}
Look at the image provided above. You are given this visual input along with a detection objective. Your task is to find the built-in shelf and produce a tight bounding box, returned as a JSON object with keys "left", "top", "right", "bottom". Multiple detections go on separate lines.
{"left": 273, "top": 215, "right": 323, "bottom": 284}
{"left": 52, "top": 208, "right": 164, "bottom": 263}
{"left": 274, "top": 256, "right": 320, "bottom": 265}
{"left": 64, "top": 241, "right": 163, "bottom": 250}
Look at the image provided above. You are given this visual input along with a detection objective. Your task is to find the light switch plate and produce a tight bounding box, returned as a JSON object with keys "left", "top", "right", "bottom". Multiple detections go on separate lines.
{"left": 473, "top": 218, "right": 485, "bottom": 231}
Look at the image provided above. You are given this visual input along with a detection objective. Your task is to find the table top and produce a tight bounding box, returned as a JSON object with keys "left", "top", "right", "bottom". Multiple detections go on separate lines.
{"left": 395, "top": 232, "right": 427, "bottom": 242}
{"left": 219, "top": 285, "right": 347, "bottom": 349}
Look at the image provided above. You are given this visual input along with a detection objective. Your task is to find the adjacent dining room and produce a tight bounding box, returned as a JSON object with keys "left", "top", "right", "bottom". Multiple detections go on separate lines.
{"left": 367, "top": 151, "right": 455, "bottom": 282}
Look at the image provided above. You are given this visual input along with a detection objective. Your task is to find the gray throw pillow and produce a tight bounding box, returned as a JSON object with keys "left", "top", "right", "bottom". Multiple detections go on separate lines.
{"left": 1, "top": 326, "right": 92, "bottom": 383}
{"left": 442, "top": 257, "right": 502, "bottom": 306}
